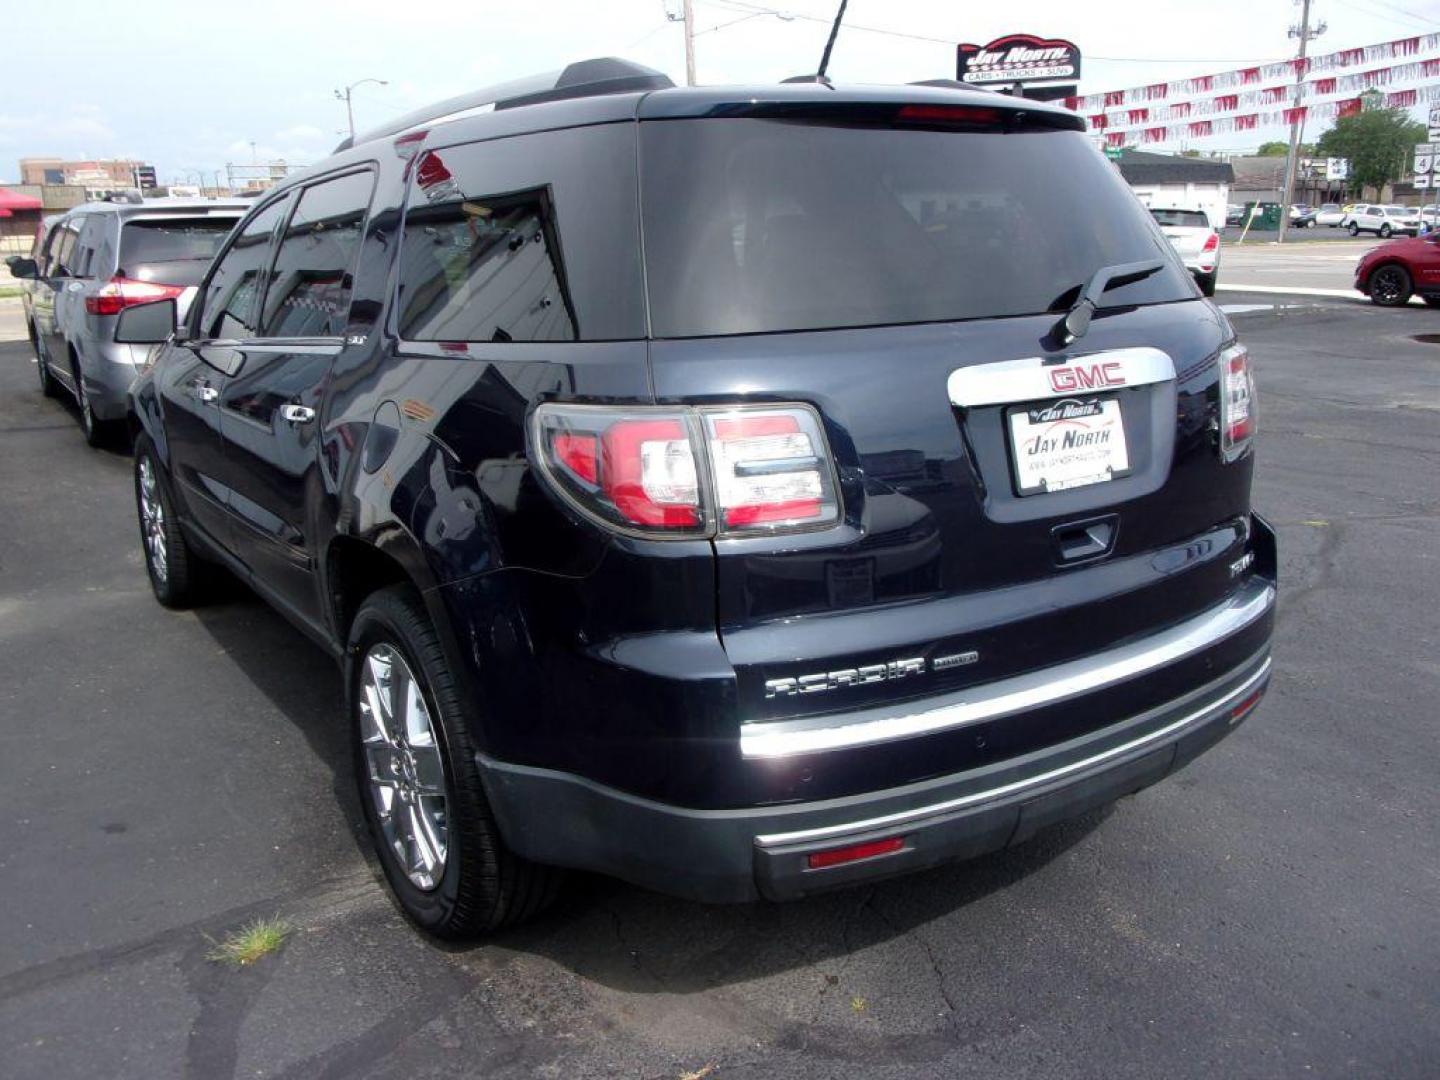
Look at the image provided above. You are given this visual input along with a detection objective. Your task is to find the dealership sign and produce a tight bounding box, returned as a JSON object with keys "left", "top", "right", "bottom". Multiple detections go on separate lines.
{"left": 956, "top": 34, "right": 1082, "bottom": 85}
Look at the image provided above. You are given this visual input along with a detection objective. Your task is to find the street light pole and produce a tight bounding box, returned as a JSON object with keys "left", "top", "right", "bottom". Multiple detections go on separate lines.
{"left": 335, "top": 78, "right": 389, "bottom": 140}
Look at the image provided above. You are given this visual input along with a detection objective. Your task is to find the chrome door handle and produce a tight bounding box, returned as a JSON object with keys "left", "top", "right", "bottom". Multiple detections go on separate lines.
{"left": 198, "top": 385, "right": 219, "bottom": 403}
{"left": 281, "top": 404, "right": 316, "bottom": 424}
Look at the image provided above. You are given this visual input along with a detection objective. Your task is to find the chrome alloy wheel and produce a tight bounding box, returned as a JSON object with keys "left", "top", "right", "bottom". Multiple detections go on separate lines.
{"left": 359, "top": 644, "right": 449, "bottom": 890}
{"left": 137, "top": 457, "right": 168, "bottom": 586}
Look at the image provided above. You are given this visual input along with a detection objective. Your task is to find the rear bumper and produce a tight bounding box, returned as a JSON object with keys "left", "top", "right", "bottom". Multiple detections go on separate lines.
{"left": 477, "top": 595, "right": 1273, "bottom": 903}
{"left": 75, "top": 335, "right": 147, "bottom": 420}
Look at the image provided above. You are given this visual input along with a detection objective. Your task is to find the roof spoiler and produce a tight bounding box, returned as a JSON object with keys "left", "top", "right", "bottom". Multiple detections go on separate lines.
{"left": 332, "top": 57, "right": 673, "bottom": 154}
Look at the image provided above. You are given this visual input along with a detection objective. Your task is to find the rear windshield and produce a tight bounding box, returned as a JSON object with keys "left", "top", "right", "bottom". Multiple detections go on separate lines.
{"left": 639, "top": 121, "right": 1191, "bottom": 338}
{"left": 120, "top": 217, "right": 237, "bottom": 285}
{"left": 1150, "top": 209, "right": 1211, "bottom": 228}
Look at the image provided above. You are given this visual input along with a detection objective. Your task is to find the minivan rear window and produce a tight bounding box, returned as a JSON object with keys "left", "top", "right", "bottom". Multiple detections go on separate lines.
{"left": 120, "top": 217, "right": 237, "bottom": 286}
{"left": 1150, "top": 209, "right": 1211, "bottom": 229}
{"left": 640, "top": 121, "right": 1193, "bottom": 338}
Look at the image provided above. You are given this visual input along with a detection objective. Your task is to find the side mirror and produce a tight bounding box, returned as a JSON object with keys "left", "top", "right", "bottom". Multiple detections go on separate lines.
{"left": 114, "top": 298, "right": 178, "bottom": 344}
{"left": 8, "top": 257, "right": 38, "bottom": 280}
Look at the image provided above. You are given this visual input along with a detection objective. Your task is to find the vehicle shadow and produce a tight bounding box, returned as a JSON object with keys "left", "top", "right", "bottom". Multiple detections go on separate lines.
{"left": 187, "top": 582, "right": 1111, "bottom": 996}
{"left": 187, "top": 580, "right": 369, "bottom": 857}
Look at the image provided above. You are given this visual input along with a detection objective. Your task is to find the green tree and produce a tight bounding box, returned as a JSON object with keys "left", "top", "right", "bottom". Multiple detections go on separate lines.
{"left": 1316, "top": 107, "right": 1426, "bottom": 197}
{"left": 1256, "top": 140, "right": 1314, "bottom": 156}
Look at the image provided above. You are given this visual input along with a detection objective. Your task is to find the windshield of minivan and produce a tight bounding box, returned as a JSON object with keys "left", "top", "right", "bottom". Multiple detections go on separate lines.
{"left": 640, "top": 121, "right": 1191, "bottom": 338}
{"left": 120, "top": 217, "right": 237, "bottom": 285}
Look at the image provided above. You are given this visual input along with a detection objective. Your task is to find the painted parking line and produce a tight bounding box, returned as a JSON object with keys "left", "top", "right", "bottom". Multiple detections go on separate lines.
{"left": 1215, "top": 284, "right": 1360, "bottom": 299}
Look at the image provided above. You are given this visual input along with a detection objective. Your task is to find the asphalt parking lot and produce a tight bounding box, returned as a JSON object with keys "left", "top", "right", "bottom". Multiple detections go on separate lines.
{"left": 1, "top": 298, "right": 1437, "bottom": 1079}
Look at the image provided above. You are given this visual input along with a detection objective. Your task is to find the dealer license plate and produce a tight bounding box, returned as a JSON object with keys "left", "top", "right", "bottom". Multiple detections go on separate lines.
{"left": 1008, "top": 397, "right": 1130, "bottom": 495}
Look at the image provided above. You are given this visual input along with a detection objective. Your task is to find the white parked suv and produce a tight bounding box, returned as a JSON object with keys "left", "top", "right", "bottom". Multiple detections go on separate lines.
{"left": 1348, "top": 204, "right": 1421, "bottom": 238}
{"left": 1149, "top": 207, "right": 1220, "bottom": 296}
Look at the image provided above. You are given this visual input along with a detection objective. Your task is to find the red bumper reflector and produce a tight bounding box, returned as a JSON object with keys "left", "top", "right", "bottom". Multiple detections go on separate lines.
{"left": 1231, "top": 686, "right": 1265, "bottom": 721}
{"left": 806, "top": 836, "right": 905, "bottom": 870}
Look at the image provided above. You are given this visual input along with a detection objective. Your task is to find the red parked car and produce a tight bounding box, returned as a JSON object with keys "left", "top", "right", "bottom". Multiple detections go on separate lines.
{"left": 1355, "top": 233, "right": 1440, "bottom": 307}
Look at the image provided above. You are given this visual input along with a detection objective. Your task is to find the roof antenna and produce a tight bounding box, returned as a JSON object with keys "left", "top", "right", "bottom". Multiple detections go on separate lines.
{"left": 816, "top": 0, "right": 848, "bottom": 79}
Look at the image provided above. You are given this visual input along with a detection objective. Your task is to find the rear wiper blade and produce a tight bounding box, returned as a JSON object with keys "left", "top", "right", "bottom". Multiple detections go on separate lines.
{"left": 1054, "top": 259, "right": 1166, "bottom": 345}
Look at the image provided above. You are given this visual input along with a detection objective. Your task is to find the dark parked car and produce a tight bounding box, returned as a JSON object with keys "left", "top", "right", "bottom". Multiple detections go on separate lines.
{"left": 119, "top": 58, "right": 1276, "bottom": 937}
{"left": 1355, "top": 232, "right": 1440, "bottom": 306}
{"left": 10, "top": 198, "right": 246, "bottom": 445}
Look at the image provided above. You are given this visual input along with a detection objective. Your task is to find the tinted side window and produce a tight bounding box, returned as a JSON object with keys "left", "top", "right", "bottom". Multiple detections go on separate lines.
{"left": 396, "top": 124, "right": 644, "bottom": 342}
{"left": 196, "top": 196, "right": 291, "bottom": 340}
{"left": 258, "top": 170, "right": 374, "bottom": 338}
{"left": 51, "top": 223, "right": 79, "bottom": 276}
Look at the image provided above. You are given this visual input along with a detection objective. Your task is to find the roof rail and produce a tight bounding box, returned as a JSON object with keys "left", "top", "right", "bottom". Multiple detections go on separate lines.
{"left": 333, "top": 57, "right": 673, "bottom": 154}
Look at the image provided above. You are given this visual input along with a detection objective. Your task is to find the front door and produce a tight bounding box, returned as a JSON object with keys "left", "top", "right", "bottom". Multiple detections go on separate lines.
{"left": 167, "top": 192, "right": 294, "bottom": 554}
{"left": 218, "top": 169, "right": 374, "bottom": 625}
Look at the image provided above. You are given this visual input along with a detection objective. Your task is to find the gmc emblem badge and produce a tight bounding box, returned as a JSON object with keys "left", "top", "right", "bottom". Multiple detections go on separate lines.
{"left": 1048, "top": 362, "right": 1127, "bottom": 393}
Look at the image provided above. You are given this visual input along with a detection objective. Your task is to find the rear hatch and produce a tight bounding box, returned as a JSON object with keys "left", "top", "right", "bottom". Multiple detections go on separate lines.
{"left": 637, "top": 99, "right": 1256, "bottom": 732}
{"left": 1149, "top": 207, "right": 1213, "bottom": 264}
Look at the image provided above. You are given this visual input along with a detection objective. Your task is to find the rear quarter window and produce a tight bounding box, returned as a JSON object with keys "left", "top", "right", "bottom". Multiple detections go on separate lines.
{"left": 396, "top": 123, "right": 645, "bottom": 343}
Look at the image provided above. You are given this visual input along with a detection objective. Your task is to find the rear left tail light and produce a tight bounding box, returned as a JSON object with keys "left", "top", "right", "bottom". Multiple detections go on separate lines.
{"left": 86, "top": 275, "right": 185, "bottom": 317}
{"left": 1217, "top": 343, "right": 1256, "bottom": 462}
{"left": 532, "top": 403, "right": 840, "bottom": 538}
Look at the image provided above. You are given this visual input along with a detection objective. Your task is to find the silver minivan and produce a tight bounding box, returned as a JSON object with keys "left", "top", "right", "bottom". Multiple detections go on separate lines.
{"left": 13, "top": 198, "right": 246, "bottom": 445}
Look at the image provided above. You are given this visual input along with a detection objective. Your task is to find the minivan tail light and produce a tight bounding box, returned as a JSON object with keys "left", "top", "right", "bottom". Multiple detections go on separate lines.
{"left": 86, "top": 276, "right": 185, "bottom": 317}
{"left": 1218, "top": 344, "right": 1256, "bottom": 461}
{"left": 532, "top": 403, "right": 840, "bottom": 538}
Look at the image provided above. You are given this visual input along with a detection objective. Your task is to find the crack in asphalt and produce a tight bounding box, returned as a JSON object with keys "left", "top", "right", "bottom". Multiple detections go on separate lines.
{"left": 868, "top": 895, "right": 960, "bottom": 1023}
{"left": 603, "top": 902, "right": 668, "bottom": 990}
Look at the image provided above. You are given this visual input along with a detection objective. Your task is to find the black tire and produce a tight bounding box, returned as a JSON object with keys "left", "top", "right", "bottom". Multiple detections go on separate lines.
{"left": 133, "top": 435, "right": 206, "bottom": 607}
{"left": 1422, "top": 296, "right": 1440, "bottom": 308}
{"left": 72, "top": 355, "right": 108, "bottom": 448}
{"left": 348, "top": 586, "right": 561, "bottom": 938}
{"left": 31, "top": 327, "right": 57, "bottom": 398}
{"left": 1349, "top": 222, "right": 1360, "bottom": 236}
{"left": 1368, "top": 263, "right": 1413, "bottom": 307}
{"left": 1196, "top": 271, "right": 1217, "bottom": 298}
{"left": 1379, "top": 224, "right": 1393, "bottom": 239}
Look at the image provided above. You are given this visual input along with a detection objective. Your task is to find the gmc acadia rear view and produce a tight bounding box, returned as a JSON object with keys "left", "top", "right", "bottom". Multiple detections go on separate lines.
{"left": 117, "top": 59, "right": 1276, "bottom": 937}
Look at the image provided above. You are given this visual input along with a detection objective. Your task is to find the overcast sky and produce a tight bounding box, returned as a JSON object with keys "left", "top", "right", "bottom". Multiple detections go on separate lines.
{"left": 2, "top": 0, "right": 1436, "bottom": 182}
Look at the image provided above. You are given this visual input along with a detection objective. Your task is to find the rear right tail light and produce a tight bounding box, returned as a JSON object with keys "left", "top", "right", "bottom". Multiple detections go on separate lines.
{"left": 86, "top": 275, "right": 185, "bottom": 317}
{"left": 532, "top": 403, "right": 840, "bottom": 538}
{"left": 1217, "top": 343, "right": 1256, "bottom": 462}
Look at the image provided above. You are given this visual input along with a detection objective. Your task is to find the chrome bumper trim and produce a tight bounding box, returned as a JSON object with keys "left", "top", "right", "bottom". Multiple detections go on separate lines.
{"left": 740, "top": 579, "right": 1275, "bottom": 760}
{"left": 754, "top": 655, "right": 1270, "bottom": 848}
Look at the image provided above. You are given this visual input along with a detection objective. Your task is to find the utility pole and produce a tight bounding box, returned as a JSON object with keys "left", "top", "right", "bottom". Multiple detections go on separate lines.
{"left": 335, "top": 78, "right": 389, "bottom": 140}
{"left": 1278, "top": 0, "right": 1326, "bottom": 243}
{"left": 682, "top": 0, "right": 697, "bottom": 86}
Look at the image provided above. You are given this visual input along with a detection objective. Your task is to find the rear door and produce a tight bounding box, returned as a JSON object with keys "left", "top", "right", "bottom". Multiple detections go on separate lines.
{"left": 639, "top": 111, "right": 1250, "bottom": 722}
{"left": 162, "top": 194, "right": 292, "bottom": 552}
{"left": 217, "top": 168, "right": 374, "bottom": 625}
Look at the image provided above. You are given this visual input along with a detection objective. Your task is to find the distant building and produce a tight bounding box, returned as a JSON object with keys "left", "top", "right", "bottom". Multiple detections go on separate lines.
{"left": 18, "top": 157, "right": 153, "bottom": 191}
{"left": 1114, "top": 149, "right": 1235, "bottom": 230}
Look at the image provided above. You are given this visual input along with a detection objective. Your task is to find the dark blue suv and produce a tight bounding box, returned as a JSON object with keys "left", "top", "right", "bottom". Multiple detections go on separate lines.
{"left": 117, "top": 59, "right": 1275, "bottom": 937}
